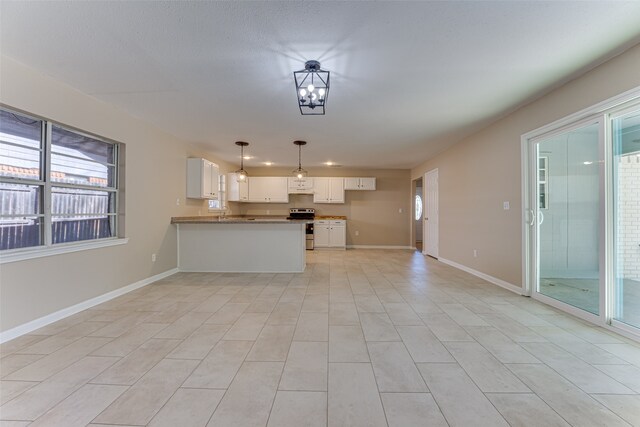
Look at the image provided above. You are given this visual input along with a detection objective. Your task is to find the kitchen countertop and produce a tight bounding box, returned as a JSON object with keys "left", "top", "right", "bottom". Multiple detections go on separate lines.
{"left": 171, "top": 215, "right": 312, "bottom": 224}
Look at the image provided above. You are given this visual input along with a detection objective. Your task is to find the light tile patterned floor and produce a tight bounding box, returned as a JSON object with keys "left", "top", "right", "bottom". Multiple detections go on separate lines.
{"left": 1, "top": 249, "right": 640, "bottom": 426}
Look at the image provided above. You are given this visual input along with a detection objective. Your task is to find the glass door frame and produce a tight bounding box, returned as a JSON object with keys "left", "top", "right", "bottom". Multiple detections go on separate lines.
{"left": 521, "top": 85, "right": 640, "bottom": 340}
{"left": 525, "top": 115, "right": 606, "bottom": 326}
{"left": 609, "top": 103, "right": 640, "bottom": 336}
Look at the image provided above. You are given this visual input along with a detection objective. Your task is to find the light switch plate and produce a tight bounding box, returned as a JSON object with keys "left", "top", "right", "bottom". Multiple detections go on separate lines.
{"left": 503, "top": 201, "right": 510, "bottom": 210}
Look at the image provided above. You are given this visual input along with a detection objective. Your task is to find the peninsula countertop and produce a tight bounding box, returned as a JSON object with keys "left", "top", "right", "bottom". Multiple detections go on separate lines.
{"left": 171, "top": 215, "right": 313, "bottom": 224}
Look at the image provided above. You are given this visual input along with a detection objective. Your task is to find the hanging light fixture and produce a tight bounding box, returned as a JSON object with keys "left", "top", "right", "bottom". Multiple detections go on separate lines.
{"left": 292, "top": 140, "right": 308, "bottom": 180}
{"left": 294, "top": 60, "right": 329, "bottom": 115}
{"left": 234, "top": 141, "right": 249, "bottom": 182}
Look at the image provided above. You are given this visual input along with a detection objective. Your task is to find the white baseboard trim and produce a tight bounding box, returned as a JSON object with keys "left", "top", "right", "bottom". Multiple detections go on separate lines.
{"left": 346, "top": 245, "right": 414, "bottom": 250}
{"left": 0, "top": 268, "right": 179, "bottom": 344}
{"left": 438, "top": 257, "right": 524, "bottom": 295}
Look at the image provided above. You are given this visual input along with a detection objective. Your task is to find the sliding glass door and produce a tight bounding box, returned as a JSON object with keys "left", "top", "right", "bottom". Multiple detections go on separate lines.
{"left": 532, "top": 120, "right": 603, "bottom": 316}
{"left": 525, "top": 95, "right": 640, "bottom": 336}
{"left": 613, "top": 107, "right": 640, "bottom": 329}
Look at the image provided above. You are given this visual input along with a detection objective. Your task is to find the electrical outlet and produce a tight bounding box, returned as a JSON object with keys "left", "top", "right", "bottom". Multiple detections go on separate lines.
{"left": 176, "top": 198, "right": 180, "bottom": 206}
{"left": 355, "top": 230, "right": 360, "bottom": 236}
{"left": 399, "top": 208, "right": 403, "bottom": 213}
{"left": 151, "top": 253, "right": 157, "bottom": 262}
{"left": 473, "top": 249, "right": 478, "bottom": 258}
{"left": 503, "top": 201, "right": 510, "bottom": 210}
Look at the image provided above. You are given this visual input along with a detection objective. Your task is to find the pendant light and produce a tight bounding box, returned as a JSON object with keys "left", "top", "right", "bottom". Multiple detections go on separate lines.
{"left": 235, "top": 141, "right": 249, "bottom": 182}
{"left": 292, "top": 140, "right": 308, "bottom": 180}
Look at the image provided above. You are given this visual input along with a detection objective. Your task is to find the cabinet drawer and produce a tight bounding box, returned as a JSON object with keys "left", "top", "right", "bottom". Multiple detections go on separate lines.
{"left": 315, "top": 220, "right": 329, "bottom": 225}
{"left": 330, "top": 220, "right": 345, "bottom": 225}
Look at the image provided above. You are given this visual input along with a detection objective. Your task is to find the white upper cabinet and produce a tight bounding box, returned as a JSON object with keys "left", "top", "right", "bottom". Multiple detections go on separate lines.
{"left": 344, "top": 177, "right": 376, "bottom": 190}
{"left": 287, "top": 177, "right": 314, "bottom": 194}
{"left": 186, "top": 158, "right": 219, "bottom": 199}
{"left": 248, "top": 177, "right": 289, "bottom": 203}
{"left": 314, "top": 177, "right": 345, "bottom": 203}
{"left": 227, "top": 172, "right": 249, "bottom": 202}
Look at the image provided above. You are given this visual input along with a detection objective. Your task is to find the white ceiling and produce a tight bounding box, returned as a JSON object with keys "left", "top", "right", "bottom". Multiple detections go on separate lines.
{"left": 2, "top": 1, "right": 640, "bottom": 169}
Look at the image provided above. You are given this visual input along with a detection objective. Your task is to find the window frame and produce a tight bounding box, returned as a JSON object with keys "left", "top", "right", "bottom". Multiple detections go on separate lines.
{"left": 414, "top": 194, "right": 423, "bottom": 221}
{"left": 208, "top": 173, "right": 228, "bottom": 213}
{"left": 0, "top": 105, "right": 127, "bottom": 263}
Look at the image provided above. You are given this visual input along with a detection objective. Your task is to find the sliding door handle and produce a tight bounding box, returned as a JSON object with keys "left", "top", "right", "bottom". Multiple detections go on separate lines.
{"left": 527, "top": 209, "right": 535, "bottom": 226}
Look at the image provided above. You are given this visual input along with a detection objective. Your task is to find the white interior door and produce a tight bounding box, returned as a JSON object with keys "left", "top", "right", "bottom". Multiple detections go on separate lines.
{"left": 424, "top": 169, "right": 439, "bottom": 258}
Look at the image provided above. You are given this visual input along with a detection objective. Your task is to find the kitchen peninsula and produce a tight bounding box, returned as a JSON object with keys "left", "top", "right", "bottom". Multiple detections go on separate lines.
{"left": 171, "top": 216, "right": 310, "bottom": 272}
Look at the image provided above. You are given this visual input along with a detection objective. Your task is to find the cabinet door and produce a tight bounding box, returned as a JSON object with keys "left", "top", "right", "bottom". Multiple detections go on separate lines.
{"left": 300, "top": 177, "right": 314, "bottom": 190}
{"left": 248, "top": 177, "right": 288, "bottom": 202}
{"left": 227, "top": 173, "right": 240, "bottom": 201}
{"left": 329, "top": 225, "right": 346, "bottom": 248}
{"left": 266, "top": 177, "right": 289, "bottom": 202}
{"left": 187, "top": 158, "right": 217, "bottom": 199}
{"left": 313, "top": 178, "right": 330, "bottom": 203}
{"left": 208, "top": 161, "right": 219, "bottom": 198}
{"left": 359, "top": 177, "right": 376, "bottom": 190}
{"left": 202, "top": 160, "right": 214, "bottom": 197}
{"left": 238, "top": 179, "right": 249, "bottom": 201}
{"left": 329, "top": 178, "right": 345, "bottom": 203}
{"left": 248, "top": 177, "right": 269, "bottom": 202}
{"left": 344, "top": 177, "right": 360, "bottom": 190}
{"left": 314, "top": 224, "right": 330, "bottom": 247}
{"left": 288, "top": 177, "right": 301, "bottom": 191}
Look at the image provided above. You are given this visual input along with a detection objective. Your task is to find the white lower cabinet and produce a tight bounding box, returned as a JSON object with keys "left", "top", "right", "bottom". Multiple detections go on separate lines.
{"left": 314, "top": 222, "right": 330, "bottom": 247}
{"left": 314, "top": 220, "right": 346, "bottom": 249}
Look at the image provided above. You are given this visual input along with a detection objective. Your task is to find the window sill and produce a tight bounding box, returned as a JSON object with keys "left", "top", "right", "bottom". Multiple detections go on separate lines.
{"left": 0, "top": 237, "right": 129, "bottom": 264}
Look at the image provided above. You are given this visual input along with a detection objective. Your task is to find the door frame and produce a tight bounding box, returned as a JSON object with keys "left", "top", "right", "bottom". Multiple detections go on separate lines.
{"left": 524, "top": 115, "right": 605, "bottom": 326}
{"left": 423, "top": 168, "right": 439, "bottom": 258}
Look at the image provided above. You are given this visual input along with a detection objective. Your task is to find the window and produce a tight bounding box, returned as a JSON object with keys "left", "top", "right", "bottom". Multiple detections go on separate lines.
{"left": 415, "top": 194, "right": 423, "bottom": 221}
{"left": 0, "top": 107, "right": 121, "bottom": 252}
{"left": 538, "top": 156, "right": 548, "bottom": 209}
{"left": 208, "top": 174, "right": 227, "bottom": 211}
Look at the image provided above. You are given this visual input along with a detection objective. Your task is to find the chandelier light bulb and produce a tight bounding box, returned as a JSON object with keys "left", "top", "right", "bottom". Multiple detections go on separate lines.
{"left": 297, "top": 172, "right": 304, "bottom": 179}
{"left": 307, "top": 84, "right": 315, "bottom": 93}
{"left": 318, "top": 88, "right": 326, "bottom": 97}
{"left": 237, "top": 171, "right": 247, "bottom": 181}
{"left": 311, "top": 93, "right": 317, "bottom": 101}
{"left": 299, "top": 88, "right": 307, "bottom": 97}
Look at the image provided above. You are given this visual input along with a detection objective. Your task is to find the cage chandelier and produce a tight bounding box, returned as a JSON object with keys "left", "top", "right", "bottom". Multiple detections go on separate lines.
{"left": 294, "top": 60, "right": 330, "bottom": 115}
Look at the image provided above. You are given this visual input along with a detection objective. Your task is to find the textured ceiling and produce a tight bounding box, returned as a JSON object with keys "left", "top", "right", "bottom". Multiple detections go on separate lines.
{"left": 2, "top": 1, "right": 640, "bottom": 168}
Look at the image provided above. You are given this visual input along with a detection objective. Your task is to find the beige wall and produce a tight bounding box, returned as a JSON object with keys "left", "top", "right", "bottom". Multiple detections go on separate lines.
{"left": 0, "top": 57, "right": 238, "bottom": 332}
{"left": 411, "top": 43, "right": 640, "bottom": 287}
{"left": 240, "top": 168, "right": 411, "bottom": 247}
